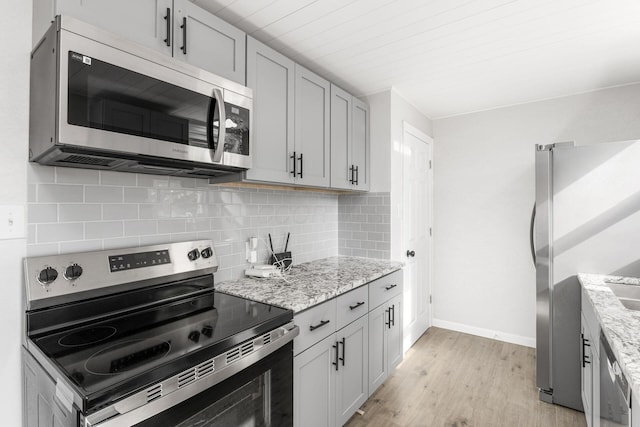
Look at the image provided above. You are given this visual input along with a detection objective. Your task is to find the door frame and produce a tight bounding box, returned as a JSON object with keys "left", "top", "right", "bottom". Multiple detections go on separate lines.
{"left": 401, "top": 121, "right": 434, "bottom": 342}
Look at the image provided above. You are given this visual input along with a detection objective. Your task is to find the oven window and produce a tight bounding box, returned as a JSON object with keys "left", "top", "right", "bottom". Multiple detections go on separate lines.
{"left": 134, "top": 343, "right": 292, "bottom": 427}
{"left": 66, "top": 51, "right": 219, "bottom": 149}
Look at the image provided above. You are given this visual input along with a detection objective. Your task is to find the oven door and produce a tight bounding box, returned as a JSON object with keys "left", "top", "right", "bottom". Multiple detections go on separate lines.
{"left": 134, "top": 342, "right": 292, "bottom": 427}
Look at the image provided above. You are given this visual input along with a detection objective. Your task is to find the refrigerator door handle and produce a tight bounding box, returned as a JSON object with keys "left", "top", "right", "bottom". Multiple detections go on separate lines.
{"left": 530, "top": 203, "right": 536, "bottom": 266}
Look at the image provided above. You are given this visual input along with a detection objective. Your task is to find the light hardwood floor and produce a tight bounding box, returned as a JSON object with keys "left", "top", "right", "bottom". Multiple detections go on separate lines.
{"left": 345, "top": 327, "right": 586, "bottom": 427}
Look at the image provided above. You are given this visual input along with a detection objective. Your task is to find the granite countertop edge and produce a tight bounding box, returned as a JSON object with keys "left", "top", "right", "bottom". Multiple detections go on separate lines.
{"left": 216, "top": 256, "right": 404, "bottom": 313}
{"left": 578, "top": 273, "right": 640, "bottom": 400}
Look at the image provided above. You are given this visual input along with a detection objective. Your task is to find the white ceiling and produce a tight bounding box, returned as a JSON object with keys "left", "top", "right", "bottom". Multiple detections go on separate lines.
{"left": 192, "top": 0, "right": 640, "bottom": 119}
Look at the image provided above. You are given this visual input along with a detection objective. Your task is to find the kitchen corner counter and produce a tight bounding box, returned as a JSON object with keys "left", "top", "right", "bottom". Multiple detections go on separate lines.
{"left": 579, "top": 273, "right": 640, "bottom": 399}
{"left": 216, "top": 256, "right": 403, "bottom": 313}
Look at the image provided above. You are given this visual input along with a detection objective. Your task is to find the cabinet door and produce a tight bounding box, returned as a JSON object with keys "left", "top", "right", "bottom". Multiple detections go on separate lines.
{"left": 294, "top": 334, "right": 337, "bottom": 427}
{"left": 335, "top": 315, "right": 369, "bottom": 427}
{"left": 245, "top": 36, "right": 295, "bottom": 185}
{"left": 387, "top": 294, "right": 404, "bottom": 372}
{"left": 368, "top": 302, "right": 389, "bottom": 395}
{"left": 295, "top": 65, "right": 330, "bottom": 187}
{"left": 56, "top": 0, "right": 173, "bottom": 55}
{"left": 581, "top": 316, "right": 593, "bottom": 427}
{"left": 173, "top": 0, "right": 246, "bottom": 84}
{"left": 330, "top": 84, "right": 352, "bottom": 190}
{"left": 351, "top": 98, "right": 370, "bottom": 191}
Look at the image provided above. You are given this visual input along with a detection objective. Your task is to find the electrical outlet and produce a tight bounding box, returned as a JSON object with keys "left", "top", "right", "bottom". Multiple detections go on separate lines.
{"left": 0, "top": 205, "right": 25, "bottom": 240}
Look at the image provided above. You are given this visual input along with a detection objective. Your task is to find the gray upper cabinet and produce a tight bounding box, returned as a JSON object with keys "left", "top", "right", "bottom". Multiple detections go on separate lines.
{"left": 47, "top": 0, "right": 173, "bottom": 55}
{"left": 330, "top": 85, "right": 370, "bottom": 191}
{"left": 330, "top": 85, "right": 352, "bottom": 190}
{"left": 173, "top": 0, "right": 246, "bottom": 84}
{"left": 245, "top": 36, "right": 295, "bottom": 184}
{"left": 39, "top": 0, "right": 245, "bottom": 84}
{"left": 295, "top": 65, "right": 331, "bottom": 187}
{"left": 351, "top": 98, "right": 370, "bottom": 191}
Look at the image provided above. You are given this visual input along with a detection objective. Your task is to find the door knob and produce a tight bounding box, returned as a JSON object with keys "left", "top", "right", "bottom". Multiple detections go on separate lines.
{"left": 406, "top": 250, "right": 415, "bottom": 257}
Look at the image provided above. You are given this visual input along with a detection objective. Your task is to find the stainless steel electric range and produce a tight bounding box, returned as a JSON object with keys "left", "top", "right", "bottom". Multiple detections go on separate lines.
{"left": 22, "top": 240, "right": 298, "bottom": 427}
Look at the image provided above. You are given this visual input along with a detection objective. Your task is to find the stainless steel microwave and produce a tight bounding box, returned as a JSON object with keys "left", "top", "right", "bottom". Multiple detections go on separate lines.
{"left": 30, "top": 16, "right": 252, "bottom": 178}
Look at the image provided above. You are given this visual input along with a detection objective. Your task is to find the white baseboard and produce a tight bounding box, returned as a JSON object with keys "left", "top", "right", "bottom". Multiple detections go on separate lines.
{"left": 431, "top": 319, "right": 535, "bottom": 348}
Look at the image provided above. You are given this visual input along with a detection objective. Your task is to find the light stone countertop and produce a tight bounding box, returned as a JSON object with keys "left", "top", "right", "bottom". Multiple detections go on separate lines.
{"left": 216, "top": 256, "right": 403, "bottom": 313}
{"left": 578, "top": 273, "right": 640, "bottom": 400}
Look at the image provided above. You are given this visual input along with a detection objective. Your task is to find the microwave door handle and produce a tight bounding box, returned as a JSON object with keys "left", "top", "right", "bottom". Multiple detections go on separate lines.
{"left": 211, "top": 88, "right": 226, "bottom": 163}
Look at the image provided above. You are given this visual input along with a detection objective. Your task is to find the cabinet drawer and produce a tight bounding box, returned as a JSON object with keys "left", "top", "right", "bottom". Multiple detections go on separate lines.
{"left": 336, "top": 285, "right": 369, "bottom": 331}
{"left": 294, "top": 299, "right": 337, "bottom": 355}
{"left": 369, "top": 270, "right": 403, "bottom": 309}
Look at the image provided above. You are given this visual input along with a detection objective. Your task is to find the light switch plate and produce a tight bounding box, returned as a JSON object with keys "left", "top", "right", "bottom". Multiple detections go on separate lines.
{"left": 0, "top": 205, "right": 25, "bottom": 240}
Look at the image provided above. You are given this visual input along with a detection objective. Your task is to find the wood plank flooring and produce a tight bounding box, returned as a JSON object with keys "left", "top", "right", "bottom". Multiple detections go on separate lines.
{"left": 345, "top": 327, "right": 586, "bottom": 427}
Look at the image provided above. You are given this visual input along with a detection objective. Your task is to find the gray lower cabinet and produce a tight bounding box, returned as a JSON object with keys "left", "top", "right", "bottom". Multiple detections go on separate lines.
{"left": 368, "top": 270, "right": 403, "bottom": 395}
{"left": 23, "top": 349, "right": 78, "bottom": 427}
{"left": 294, "top": 284, "right": 374, "bottom": 427}
{"left": 581, "top": 288, "right": 600, "bottom": 427}
{"left": 335, "top": 315, "right": 369, "bottom": 426}
{"left": 330, "top": 85, "right": 370, "bottom": 191}
{"left": 368, "top": 294, "right": 403, "bottom": 395}
{"left": 35, "top": 0, "right": 245, "bottom": 84}
{"left": 294, "top": 333, "right": 337, "bottom": 427}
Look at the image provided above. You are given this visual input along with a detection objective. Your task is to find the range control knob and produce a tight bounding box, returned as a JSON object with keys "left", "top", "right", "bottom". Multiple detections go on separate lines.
{"left": 201, "top": 325, "right": 213, "bottom": 338}
{"left": 188, "top": 330, "right": 201, "bottom": 343}
{"left": 200, "top": 247, "right": 213, "bottom": 259}
{"left": 64, "top": 263, "right": 83, "bottom": 280}
{"left": 187, "top": 249, "right": 200, "bottom": 261}
{"left": 37, "top": 267, "right": 58, "bottom": 285}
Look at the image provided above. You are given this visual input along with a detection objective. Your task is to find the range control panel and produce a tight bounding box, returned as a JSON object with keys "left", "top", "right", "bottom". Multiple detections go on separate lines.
{"left": 109, "top": 250, "right": 171, "bottom": 272}
{"left": 24, "top": 240, "right": 219, "bottom": 309}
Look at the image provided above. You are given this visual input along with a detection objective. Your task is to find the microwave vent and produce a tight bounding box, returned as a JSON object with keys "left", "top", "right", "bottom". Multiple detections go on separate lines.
{"left": 60, "top": 155, "right": 116, "bottom": 167}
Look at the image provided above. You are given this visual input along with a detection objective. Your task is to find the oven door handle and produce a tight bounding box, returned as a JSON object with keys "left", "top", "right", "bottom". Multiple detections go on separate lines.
{"left": 85, "top": 322, "right": 299, "bottom": 427}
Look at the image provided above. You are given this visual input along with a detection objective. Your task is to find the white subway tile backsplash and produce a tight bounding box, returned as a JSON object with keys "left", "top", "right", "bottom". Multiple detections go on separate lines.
{"left": 28, "top": 203, "right": 57, "bottom": 223}
{"left": 139, "top": 234, "right": 172, "bottom": 246}
{"left": 124, "top": 188, "right": 158, "bottom": 203}
{"left": 103, "top": 237, "right": 141, "bottom": 250}
{"left": 124, "top": 220, "right": 157, "bottom": 236}
{"left": 38, "top": 184, "right": 84, "bottom": 203}
{"left": 170, "top": 232, "right": 199, "bottom": 242}
{"left": 85, "top": 186, "right": 123, "bottom": 203}
{"left": 158, "top": 219, "right": 186, "bottom": 234}
{"left": 28, "top": 225, "right": 36, "bottom": 244}
{"left": 186, "top": 218, "right": 210, "bottom": 232}
{"left": 59, "top": 204, "right": 102, "bottom": 222}
{"left": 27, "top": 164, "right": 55, "bottom": 184}
{"left": 100, "top": 171, "right": 137, "bottom": 186}
{"left": 57, "top": 168, "right": 99, "bottom": 184}
{"left": 338, "top": 192, "right": 391, "bottom": 261}
{"left": 37, "top": 222, "right": 83, "bottom": 243}
{"left": 28, "top": 170, "right": 342, "bottom": 279}
{"left": 103, "top": 204, "right": 138, "bottom": 220}
{"left": 27, "top": 243, "right": 60, "bottom": 257}
{"left": 85, "top": 221, "right": 123, "bottom": 239}
{"left": 60, "top": 240, "right": 103, "bottom": 254}
{"left": 28, "top": 184, "right": 36, "bottom": 203}
{"left": 137, "top": 174, "right": 169, "bottom": 188}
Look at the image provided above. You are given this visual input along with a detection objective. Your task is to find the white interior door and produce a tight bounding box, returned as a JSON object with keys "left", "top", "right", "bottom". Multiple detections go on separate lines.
{"left": 402, "top": 122, "right": 433, "bottom": 351}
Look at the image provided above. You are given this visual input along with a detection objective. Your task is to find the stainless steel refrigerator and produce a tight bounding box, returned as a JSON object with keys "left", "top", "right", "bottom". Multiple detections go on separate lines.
{"left": 533, "top": 140, "right": 640, "bottom": 410}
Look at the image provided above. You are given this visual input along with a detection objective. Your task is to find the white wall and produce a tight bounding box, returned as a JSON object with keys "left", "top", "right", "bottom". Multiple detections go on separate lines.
{"left": 432, "top": 83, "right": 640, "bottom": 346}
{"left": 0, "top": 1, "right": 31, "bottom": 425}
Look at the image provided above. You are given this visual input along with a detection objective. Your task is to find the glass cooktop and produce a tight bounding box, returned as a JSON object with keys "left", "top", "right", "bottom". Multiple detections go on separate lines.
{"left": 29, "top": 289, "right": 292, "bottom": 411}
